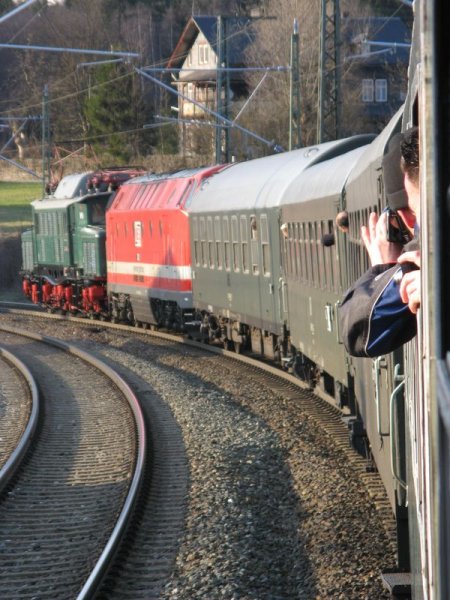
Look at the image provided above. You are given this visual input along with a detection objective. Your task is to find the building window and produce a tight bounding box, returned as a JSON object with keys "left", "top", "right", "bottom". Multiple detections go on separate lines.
{"left": 362, "top": 79, "right": 374, "bottom": 102}
{"left": 199, "top": 44, "right": 209, "bottom": 65}
{"left": 375, "top": 78, "right": 387, "bottom": 102}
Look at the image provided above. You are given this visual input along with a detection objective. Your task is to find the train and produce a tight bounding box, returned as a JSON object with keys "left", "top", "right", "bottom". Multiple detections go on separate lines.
{"left": 19, "top": 1, "right": 450, "bottom": 598}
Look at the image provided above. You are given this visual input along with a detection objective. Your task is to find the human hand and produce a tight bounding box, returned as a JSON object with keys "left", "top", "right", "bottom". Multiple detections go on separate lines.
{"left": 397, "top": 251, "right": 421, "bottom": 314}
{"left": 361, "top": 212, "right": 403, "bottom": 266}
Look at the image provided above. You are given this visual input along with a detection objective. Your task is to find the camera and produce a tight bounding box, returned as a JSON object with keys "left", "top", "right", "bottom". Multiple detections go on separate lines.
{"left": 384, "top": 207, "right": 413, "bottom": 244}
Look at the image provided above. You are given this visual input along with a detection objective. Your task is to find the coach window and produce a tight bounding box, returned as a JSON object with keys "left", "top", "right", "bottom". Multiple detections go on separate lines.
{"left": 250, "top": 215, "right": 259, "bottom": 275}
{"left": 223, "top": 217, "right": 231, "bottom": 271}
{"left": 231, "top": 215, "right": 240, "bottom": 272}
{"left": 214, "top": 216, "right": 223, "bottom": 269}
{"left": 288, "top": 223, "right": 295, "bottom": 277}
{"left": 124, "top": 222, "right": 129, "bottom": 238}
{"left": 305, "top": 223, "right": 312, "bottom": 284}
{"left": 298, "top": 223, "right": 305, "bottom": 282}
{"left": 290, "top": 223, "right": 297, "bottom": 277}
{"left": 294, "top": 224, "right": 301, "bottom": 279}
{"left": 207, "top": 217, "right": 214, "bottom": 268}
{"left": 240, "top": 215, "right": 249, "bottom": 273}
{"left": 260, "top": 214, "right": 271, "bottom": 276}
{"left": 317, "top": 221, "right": 324, "bottom": 288}
{"left": 324, "top": 219, "right": 334, "bottom": 291}
{"left": 200, "top": 217, "right": 207, "bottom": 267}
{"left": 148, "top": 221, "right": 153, "bottom": 238}
{"left": 192, "top": 217, "right": 200, "bottom": 266}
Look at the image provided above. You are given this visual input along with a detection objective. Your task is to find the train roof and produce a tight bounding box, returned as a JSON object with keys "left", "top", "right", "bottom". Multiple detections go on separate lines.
{"left": 109, "top": 164, "right": 227, "bottom": 212}
{"left": 188, "top": 135, "right": 374, "bottom": 213}
{"left": 345, "top": 106, "right": 403, "bottom": 185}
{"left": 121, "top": 166, "right": 223, "bottom": 186}
{"left": 31, "top": 191, "right": 111, "bottom": 211}
{"left": 280, "top": 144, "right": 370, "bottom": 206}
{"left": 53, "top": 172, "right": 94, "bottom": 199}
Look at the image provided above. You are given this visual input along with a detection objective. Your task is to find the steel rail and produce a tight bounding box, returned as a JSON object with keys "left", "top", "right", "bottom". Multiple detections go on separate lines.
{"left": 0, "top": 347, "right": 39, "bottom": 493}
{"left": 0, "top": 324, "right": 147, "bottom": 599}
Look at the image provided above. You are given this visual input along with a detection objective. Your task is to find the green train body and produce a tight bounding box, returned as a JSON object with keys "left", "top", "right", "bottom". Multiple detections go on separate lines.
{"left": 21, "top": 172, "right": 112, "bottom": 314}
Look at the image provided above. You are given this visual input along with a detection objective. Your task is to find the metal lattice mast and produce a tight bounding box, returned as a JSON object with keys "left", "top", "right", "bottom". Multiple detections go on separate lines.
{"left": 42, "top": 85, "right": 51, "bottom": 196}
{"left": 289, "top": 18, "right": 301, "bottom": 150}
{"left": 215, "top": 16, "right": 225, "bottom": 163}
{"left": 316, "top": 0, "right": 341, "bottom": 143}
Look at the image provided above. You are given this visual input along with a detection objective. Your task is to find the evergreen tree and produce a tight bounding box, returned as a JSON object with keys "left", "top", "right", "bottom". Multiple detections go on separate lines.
{"left": 83, "top": 62, "right": 144, "bottom": 162}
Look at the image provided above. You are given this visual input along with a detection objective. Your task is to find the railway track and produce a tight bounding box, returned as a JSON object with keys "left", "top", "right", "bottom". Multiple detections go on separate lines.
{"left": 0, "top": 347, "right": 38, "bottom": 490}
{"left": 0, "top": 306, "right": 397, "bottom": 598}
{"left": 0, "top": 325, "right": 146, "bottom": 599}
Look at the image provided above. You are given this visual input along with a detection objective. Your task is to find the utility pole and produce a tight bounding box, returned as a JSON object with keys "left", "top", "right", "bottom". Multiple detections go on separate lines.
{"left": 42, "top": 85, "right": 51, "bottom": 196}
{"left": 215, "top": 16, "right": 229, "bottom": 164}
{"left": 289, "top": 18, "right": 301, "bottom": 150}
{"left": 317, "top": 0, "right": 341, "bottom": 143}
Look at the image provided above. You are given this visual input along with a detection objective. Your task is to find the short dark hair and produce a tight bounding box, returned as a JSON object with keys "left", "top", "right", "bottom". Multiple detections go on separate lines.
{"left": 401, "top": 126, "right": 419, "bottom": 185}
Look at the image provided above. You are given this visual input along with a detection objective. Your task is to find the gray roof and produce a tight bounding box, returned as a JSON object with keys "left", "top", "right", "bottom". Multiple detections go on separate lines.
{"left": 188, "top": 136, "right": 374, "bottom": 213}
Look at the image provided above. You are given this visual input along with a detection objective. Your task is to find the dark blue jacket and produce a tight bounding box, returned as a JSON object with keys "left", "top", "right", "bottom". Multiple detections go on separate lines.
{"left": 338, "top": 263, "right": 417, "bottom": 357}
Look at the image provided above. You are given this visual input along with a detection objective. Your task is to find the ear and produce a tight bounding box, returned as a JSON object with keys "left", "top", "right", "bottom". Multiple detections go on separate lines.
{"left": 397, "top": 207, "right": 416, "bottom": 230}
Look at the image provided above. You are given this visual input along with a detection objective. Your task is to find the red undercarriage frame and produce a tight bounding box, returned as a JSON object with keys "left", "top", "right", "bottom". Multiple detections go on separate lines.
{"left": 22, "top": 278, "right": 107, "bottom": 316}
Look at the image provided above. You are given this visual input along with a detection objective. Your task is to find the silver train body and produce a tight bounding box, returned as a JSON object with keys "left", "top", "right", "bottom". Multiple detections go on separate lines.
{"left": 188, "top": 2, "right": 448, "bottom": 597}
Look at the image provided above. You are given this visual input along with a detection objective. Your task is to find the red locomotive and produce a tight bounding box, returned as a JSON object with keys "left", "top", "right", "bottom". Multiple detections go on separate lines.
{"left": 105, "top": 166, "right": 226, "bottom": 329}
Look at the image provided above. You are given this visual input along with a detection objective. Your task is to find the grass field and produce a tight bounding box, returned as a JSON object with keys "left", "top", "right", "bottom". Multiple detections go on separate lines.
{"left": 0, "top": 181, "right": 42, "bottom": 233}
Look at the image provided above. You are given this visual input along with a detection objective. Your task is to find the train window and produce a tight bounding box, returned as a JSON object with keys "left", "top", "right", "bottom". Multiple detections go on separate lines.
{"left": 214, "top": 216, "right": 222, "bottom": 269}
{"left": 298, "top": 223, "right": 305, "bottom": 282}
{"left": 305, "top": 223, "right": 313, "bottom": 284}
{"left": 207, "top": 217, "right": 214, "bottom": 269}
{"left": 223, "top": 217, "right": 231, "bottom": 271}
{"left": 134, "top": 221, "right": 143, "bottom": 248}
{"left": 325, "top": 219, "right": 334, "bottom": 291}
{"left": 148, "top": 221, "right": 153, "bottom": 238}
{"left": 260, "top": 214, "right": 271, "bottom": 276}
{"left": 124, "top": 222, "right": 129, "bottom": 238}
{"left": 116, "top": 223, "right": 119, "bottom": 238}
{"left": 294, "top": 223, "right": 300, "bottom": 279}
{"left": 200, "top": 217, "right": 207, "bottom": 267}
{"left": 250, "top": 215, "right": 259, "bottom": 275}
{"left": 312, "top": 222, "right": 319, "bottom": 287}
{"left": 192, "top": 217, "right": 200, "bottom": 266}
{"left": 240, "top": 215, "right": 249, "bottom": 273}
{"left": 317, "top": 221, "right": 324, "bottom": 289}
{"left": 290, "top": 223, "right": 296, "bottom": 277}
{"left": 231, "top": 215, "right": 240, "bottom": 272}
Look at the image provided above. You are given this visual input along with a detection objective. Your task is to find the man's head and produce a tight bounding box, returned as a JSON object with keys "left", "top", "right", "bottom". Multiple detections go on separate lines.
{"left": 336, "top": 210, "right": 349, "bottom": 233}
{"left": 400, "top": 126, "right": 420, "bottom": 224}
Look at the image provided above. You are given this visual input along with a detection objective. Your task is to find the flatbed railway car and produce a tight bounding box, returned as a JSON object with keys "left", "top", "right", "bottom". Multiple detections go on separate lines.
{"left": 105, "top": 165, "right": 226, "bottom": 329}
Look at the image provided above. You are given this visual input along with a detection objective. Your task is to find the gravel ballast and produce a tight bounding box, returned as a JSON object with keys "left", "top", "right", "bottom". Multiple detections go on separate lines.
{"left": 0, "top": 315, "right": 396, "bottom": 599}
